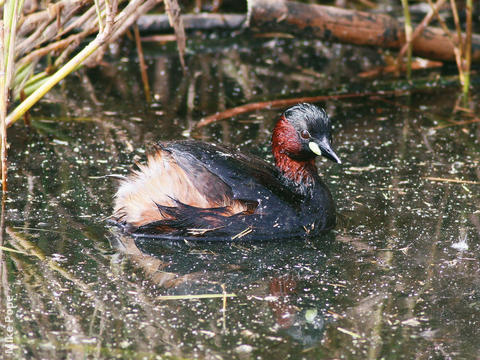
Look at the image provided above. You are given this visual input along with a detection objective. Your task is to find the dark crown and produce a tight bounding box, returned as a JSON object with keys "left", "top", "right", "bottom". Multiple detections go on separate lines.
{"left": 283, "top": 103, "right": 331, "bottom": 134}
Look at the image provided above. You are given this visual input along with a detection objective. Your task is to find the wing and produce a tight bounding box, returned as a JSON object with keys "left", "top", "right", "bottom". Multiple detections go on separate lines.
{"left": 165, "top": 140, "right": 303, "bottom": 210}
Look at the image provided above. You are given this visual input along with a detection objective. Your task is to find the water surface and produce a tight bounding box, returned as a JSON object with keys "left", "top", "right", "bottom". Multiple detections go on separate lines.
{"left": 1, "top": 34, "right": 479, "bottom": 359}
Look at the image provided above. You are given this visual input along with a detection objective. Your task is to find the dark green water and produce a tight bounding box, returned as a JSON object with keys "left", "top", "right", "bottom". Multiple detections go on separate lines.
{"left": 1, "top": 34, "right": 479, "bottom": 359}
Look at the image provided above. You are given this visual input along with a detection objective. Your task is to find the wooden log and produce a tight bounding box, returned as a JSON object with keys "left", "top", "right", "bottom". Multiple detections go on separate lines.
{"left": 248, "top": 0, "right": 480, "bottom": 62}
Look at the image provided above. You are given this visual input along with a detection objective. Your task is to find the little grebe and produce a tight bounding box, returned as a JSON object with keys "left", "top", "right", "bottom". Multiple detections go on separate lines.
{"left": 112, "top": 103, "right": 341, "bottom": 241}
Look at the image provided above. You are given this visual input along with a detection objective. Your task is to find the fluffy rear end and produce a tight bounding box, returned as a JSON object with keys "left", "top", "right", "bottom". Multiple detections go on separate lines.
{"left": 112, "top": 147, "right": 248, "bottom": 230}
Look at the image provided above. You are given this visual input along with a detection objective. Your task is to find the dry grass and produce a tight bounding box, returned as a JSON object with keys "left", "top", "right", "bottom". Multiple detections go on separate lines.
{"left": 0, "top": 0, "right": 187, "bottom": 192}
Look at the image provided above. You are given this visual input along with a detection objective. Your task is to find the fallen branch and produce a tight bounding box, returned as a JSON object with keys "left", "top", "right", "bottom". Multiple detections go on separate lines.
{"left": 247, "top": 0, "right": 480, "bottom": 62}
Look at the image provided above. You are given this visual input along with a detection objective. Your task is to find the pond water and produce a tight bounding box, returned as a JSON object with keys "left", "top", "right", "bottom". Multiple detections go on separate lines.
{"left": 1, "top": 34, "right": 479, "bottom": 359}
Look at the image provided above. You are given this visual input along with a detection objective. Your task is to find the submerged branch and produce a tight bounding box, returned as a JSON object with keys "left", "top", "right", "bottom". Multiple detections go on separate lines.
{"left": 196, "top": 89, "right": 412, "bottom": 128}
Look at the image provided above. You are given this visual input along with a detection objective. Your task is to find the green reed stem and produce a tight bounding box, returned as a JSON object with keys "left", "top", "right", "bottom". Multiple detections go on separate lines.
{"left": 1, "top": 0, "right": 24, "bottom": 192}
{"left": 6, "top": 36, "right": 103, "bottom": 127}
{"left": 463, "top": 0, "right": 472, "bottom": 98}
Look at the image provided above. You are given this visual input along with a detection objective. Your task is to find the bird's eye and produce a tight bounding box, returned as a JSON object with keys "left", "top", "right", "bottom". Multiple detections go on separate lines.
{"left": 300, "top": 130, "right": 310, "bottom": 139}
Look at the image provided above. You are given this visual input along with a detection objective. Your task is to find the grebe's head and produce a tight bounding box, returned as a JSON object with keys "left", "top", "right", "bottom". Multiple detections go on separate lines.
{"left": 273, "top": 103, "right": 341, "bottom": 164}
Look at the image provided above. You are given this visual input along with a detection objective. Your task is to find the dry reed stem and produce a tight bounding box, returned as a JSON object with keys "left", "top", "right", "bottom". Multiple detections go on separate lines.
{"left": 221, "top": 283, "right": 227, "bottom": 331}
{"left": 134, "top": 23, "right": 151, "bottom": 102}
{"left": 17, "top": 0, "right": 88, "bottom": 37}
{"left": 0, "top": 22, "right": 6, "bottom": 192}
{"left": 157, "top": 293, "right": 236, "bottom": 300}
{"left": 58, "top": 3, "right": 99, "bottom": 37}
{"left": 400, "top": 0, "right": 412, "bottom": 78}
{"left": 100, "top": 0, "right": 159, "bottom": 45}
{"left": 16, "top": 1, "right": 87, "bottom": 57}
{"left": 427, "top": 0, "right": 465, "bottom": 85}
{"left": 17, "top": 30, "right": 95, "bottom": 69}
{"left": 449, "top": 0, "right": 463, "bottom": 52}
{"left": 424, "top": 177, "right": 480, "bottom": 185}
{"left": 6, "top": 0, "right": 160, "bottom": 127}
{"left": 164, "top": 0, "right": 187, "bottom": 72}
